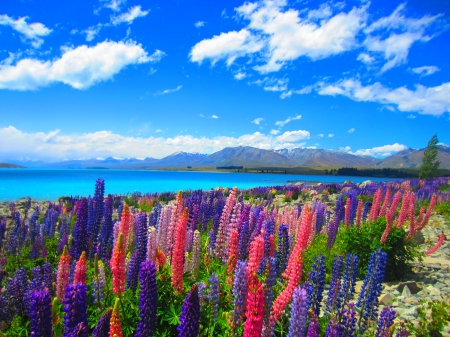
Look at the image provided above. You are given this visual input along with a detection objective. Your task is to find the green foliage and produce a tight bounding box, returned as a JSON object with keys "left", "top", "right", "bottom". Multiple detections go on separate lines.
{"left": 435, "top": 202, "right": 450, "bottom": 225}
{"left": 419, "top": 134, "right": 440, "bottom": 180}
{"left": 283, "top": 196, "right": 292, "bottom": 203}
{"left": 407, "top": 296, "right": 450, "bottom": 337}
{"left": 340, "top": 218, "right": 421, "bottom": 281}
{"left": 438, "top": 183, "right": 450, "bottom": 192}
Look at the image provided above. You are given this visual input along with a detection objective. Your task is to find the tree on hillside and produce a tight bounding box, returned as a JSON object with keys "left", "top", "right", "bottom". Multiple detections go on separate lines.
{"left": 419, "top": 134, "right": 440, "bottom": 180}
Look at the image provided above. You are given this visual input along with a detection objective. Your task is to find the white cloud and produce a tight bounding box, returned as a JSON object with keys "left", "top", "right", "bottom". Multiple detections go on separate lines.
{"left": 348, "top": 128, "right": 355, "bottom": 133}
{"left": 0, "top": 126, "right": 313, "bottom": 161}
{"left": 317, "top": 78, "right": 450, "bottom": 116}
{"left": 84, "top": 24, "right": 103, "bottom": 41}
{"left": 234, "top": 72, "right": 247, "bottom": 80}
{"left": 307, "top": 4, "right": 333, "bottom": 20}
{"left": 341, "top": 146, "right": 351, "bottom": 151}
{"left": 111, "top": 6, "right": 149, "bottom": 25}
{"left": 357, "top": 53, "right": 375, "bottom": 64}
{"left": 191, "top": 1, "right": 367, "bottom": 73}
{"left": 154, "top": 85, "right": 182, "bottom": 96}
{"left": 211, "top": 115, "right": 219, "bottom": 119}
{"left": 252, "top": 118, "right": 264, "bottom": 125}
{"left": 155, "top": 129, "right": 163, "bottom": 133}
{"left": 354, "top": 143, "right": 407, "bottom": 157}
{"left": 100, "top": 0, "right": 126, "bottom": 12}
{"left": 363, "top": 3, "right": 441, "bottom": 72}
{"left": 189, "top": 29, "right": 264, "bottom": 66}
{"left": 270, "top": 129, "right": 280, "bottom": 135}
{"left": 275, "top": 114, "right": 302, "bottom": 127}
{"left": 317, "top": 134, "right": 324, "bottom": 138}
{"left": 0, "top": 15, "right": 52, "bottom": 48}
{"left": 411, "top": 65, "right": 440, "bottom": 76}
{"left": 407, "top": 114, "right": 416, "bottom": 119}
{"left": 276, "top": 130, "right": 310, "bottom": 142}
{"left": 194, "top": 21, "right": 205, "bottom": 28}
{"left": 221, "top": 9, "right": 228, "bottom": 18}
{"left": 0, "top": 40, "right": 163, "bottom": 90}
{"left": 328, "top": 134, "right": 334, "bottom": 137}
{"left": 245, "top": 1, "right": 367, "bottom": 73}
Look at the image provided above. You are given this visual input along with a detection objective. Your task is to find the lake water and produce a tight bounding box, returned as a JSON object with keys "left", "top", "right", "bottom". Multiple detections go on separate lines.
{"left": 0, "top": 169, "right": 401, "bottom": 201}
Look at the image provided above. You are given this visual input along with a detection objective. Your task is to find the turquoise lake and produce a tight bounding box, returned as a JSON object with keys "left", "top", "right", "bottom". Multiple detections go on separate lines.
{"left": 0, "top": 169, "right": 401, "bottom": 201}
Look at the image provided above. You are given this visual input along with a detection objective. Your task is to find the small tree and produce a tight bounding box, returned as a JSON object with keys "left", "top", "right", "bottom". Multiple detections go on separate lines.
{"left": 419, "top": 134, "right": 440, "bottom": 180}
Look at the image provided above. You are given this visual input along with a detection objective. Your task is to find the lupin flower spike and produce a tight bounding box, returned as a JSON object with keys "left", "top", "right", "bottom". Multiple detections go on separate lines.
{"left": 110, "top": 234, "right": 126, "bottom": 295}
{"left": 109, "top": 298, "right": 123, "bottom": 337}
{"left": 73, "top": 251, "right": 87, "bottom": 285}
{"left": 56, "top": 245, "right": 71, "bottom": 302}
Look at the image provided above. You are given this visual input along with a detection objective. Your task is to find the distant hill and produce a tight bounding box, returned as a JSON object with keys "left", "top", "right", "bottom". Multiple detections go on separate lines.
{"left": 275, "top": 148, "right": 379, "bottom": 167}
{"left": 377, "top": 145, "right": 450, "bottom": 169}
{"left": 6, "top": 145, "right": 450, "bottom": 170}
{"left": 0, "top": 162, "right": 25, "bottom": 168}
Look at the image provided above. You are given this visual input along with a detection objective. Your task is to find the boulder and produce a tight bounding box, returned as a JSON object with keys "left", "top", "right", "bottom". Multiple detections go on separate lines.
{"left": 396, "top": 281, "right": 422, "bottom": 295}
{"left": 379, "top": 293, "right": 394, "bottom": 305}
{"left": 413, "top": 231, "right": 425, "bottom": 245}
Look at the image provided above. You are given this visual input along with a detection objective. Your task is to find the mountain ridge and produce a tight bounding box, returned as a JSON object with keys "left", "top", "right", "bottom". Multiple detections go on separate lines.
{"left": 5, "top": 145, "right": 450, "bottom": 169}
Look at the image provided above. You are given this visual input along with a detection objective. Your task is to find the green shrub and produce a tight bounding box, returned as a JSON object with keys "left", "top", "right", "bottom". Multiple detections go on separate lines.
{"left": 283, "top": 196, "right": 292, "bottom": 203}
{"left": 438, "top": 183, "right": 450, "bottom": 192}
{"left": 340, "top": 218, "right": 421, "bottom": 281}
{"left": 407, "top": 296, "right": 450, "bottom": 337}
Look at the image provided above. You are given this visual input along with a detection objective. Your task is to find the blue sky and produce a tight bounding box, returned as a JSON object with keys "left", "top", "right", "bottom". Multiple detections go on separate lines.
{"left": 0, "top": 0, "right": 449, "bottom": 162}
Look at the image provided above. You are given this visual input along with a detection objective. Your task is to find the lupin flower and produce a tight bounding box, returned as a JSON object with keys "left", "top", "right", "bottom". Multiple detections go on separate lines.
{"left": 126, "top": 250, "right": 140, "bottom": 292}
{"left": 177, "top": 284, "right": 201, "bottom": 337}
{"left": 136, "top": 212, "right": 148, "bottom": 265}
{"left": 276, "top": 224, "right": 290, "bottom": 277}
{"left": 226, "top": 229, "right": 239, "bottom": 285}
{"left": 109, "top": 298, "right": 123, "bottom": 337}
{"left": 263, "top": 257, "right": 277, "bottom": 326}
{"left": 147, "top": 226, "right": 157, "bottom": 265}
{"left": 356, "top": 249, "right": 387, "bottom": 332}
{"left": 379, "top": 188, "right": 391, "bottom": 218}
{"left": 73, "top": 251, "right": 87, "bottom": 285}
{"left": 345, "top": 196, "right": 352, "bottom": 226}
{"left": 376, "top": 306, "right": 396, "bottom": 337}
{"left": 208, "top": 273, "right": 220, "bottom": 321}
{"left": 156, "top": 248, "right": 166, "bottom": 270}
{"left": 119, "top": 204, "right": 131, "bottom": 247}
{"left": 189, "top": 230, "right": 201, "bottom": 280}
{"left": 171, "top": 208, "right": 189, "bottom": 292}
{"left": 340, "top": 302, "right": 357, "bottom": 337}
{"left": 338, "top": 254, "right": 359, "bottom": 313}
{"left": 57, "top": 246, "right": 71, "bottom": 302}
{"left": 425, "top": 231, "right": 446, "bottom": 255}
{"left": 72, "top": 198, "right": 88, "bottom": 260}
{"left": 306, "top": 309, "right": 320, "bottom": 337}
{"left": 356, "top": 199, "right": 363, "bottom": 228}
{"left": 110, "top": 233, "right": 126, "bottom": 295}
{"left": 247, "top": 235, "right": 265, "bottom": 283}
{"left": 287, "top": 286, "right": 308, "bottom": 337}
{"left": 30, "top": 289, "right": 52, "bottom": 337}
{"left": 230, "top": 261, "right": 248, "bottom": 331}
{"left": 63, "top": 283, "right": 88, "bottom": 337}
{"left": 307, "top": 254, "right": 325, "bottom": 316}
{"left": 369, "top": 188, "right": 382, "bottom": 221}
{"left": 93, "top": 309, "right": 111, "bottom": 337}
{"left": 243, "top": 275, "right": 264, "bottom": 337}
{"left": 325, "top": 319, "right": 340, "bottom": 337}
{"left": 326, "top": 255, "right": 343, "bottom": 316}
{"left": 135, "top": 261, "right": 157, "bottom": 337}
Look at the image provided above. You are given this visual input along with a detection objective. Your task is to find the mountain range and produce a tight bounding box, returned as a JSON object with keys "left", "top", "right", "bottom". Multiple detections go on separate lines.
{"left": 5, "top": 145, "right": 450, "bottom": 170}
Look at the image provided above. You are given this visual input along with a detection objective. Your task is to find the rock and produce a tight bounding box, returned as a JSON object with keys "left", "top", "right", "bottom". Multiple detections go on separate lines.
{"left": 401, "top": 285, "right": 412, "bottom": 298}
{"left": 379, "top": 293, "right": 394, "bottom": 305}
{"left": 413, "top": 231, "right": 425, "bottom": 244}
{"left": 397, "top": 281, "right": 422, "bottom": 295}
{"left": 404, "top": 297, "right": 419, "bottom": 305}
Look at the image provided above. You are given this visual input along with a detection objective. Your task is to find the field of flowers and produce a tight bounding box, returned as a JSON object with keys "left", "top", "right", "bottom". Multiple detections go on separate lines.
{"left": 0, "top": 177, "right": 449, "bottom": 336}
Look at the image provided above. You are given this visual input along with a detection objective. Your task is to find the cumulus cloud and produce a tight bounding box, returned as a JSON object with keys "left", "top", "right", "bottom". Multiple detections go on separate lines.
{"left": 211, "top": 115, "right": 219, "bottom": 119}
{"left": 328, "top": 134, "right": 334, "bottom": 137}
{"left": 190, "top": 1, "right": 367, "bottom": 73}
{"left": 111, "top": 5, "right": 149, "bottom": 25}
{"left": 0, "top": 40, "right": 164, "bottom": 90}
{"left": 194, "top": 21, "right": 205, "bottom": 28}
{"left": 275, "top": 114, "right": 302, "bottom": 127}
{"left": 354, "top": 143, "right": 407, "bottom": 157}
{"left": 348, "top": 128, "right": 355, "bottom": 133}
{"left": 357, "top": 53, "right": 375, "bottom": 64}
{"left": 270, "top": 129, "right": 280, "bottom": 135}
{"left": 363, "top": 3, "right": 441, "bottom": 72}
{"left": 407, "top": 114, "right": 416, "bottom": 119}
{"left": 189, "top": 29, "right": 264, "bottom": 66}
{"left": 317, "top": 78, "right": 450, "bottom": 116}
{"left": 0, "top": 14, "right": 52, "bottom": 48}
{"left": 154, "top": 85, "right": 182, "bottom": 96}
{"left": 84, "top": 24, "right": 103, "bottom": 41}
{"left": 0, "top": 126, "right": 312, "bottom": 161}
{"left": 252, "top": 118, "right": 264, "bottom": 125}
{"left": 411, "top": 65, "right": 440, "bottom": 76}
